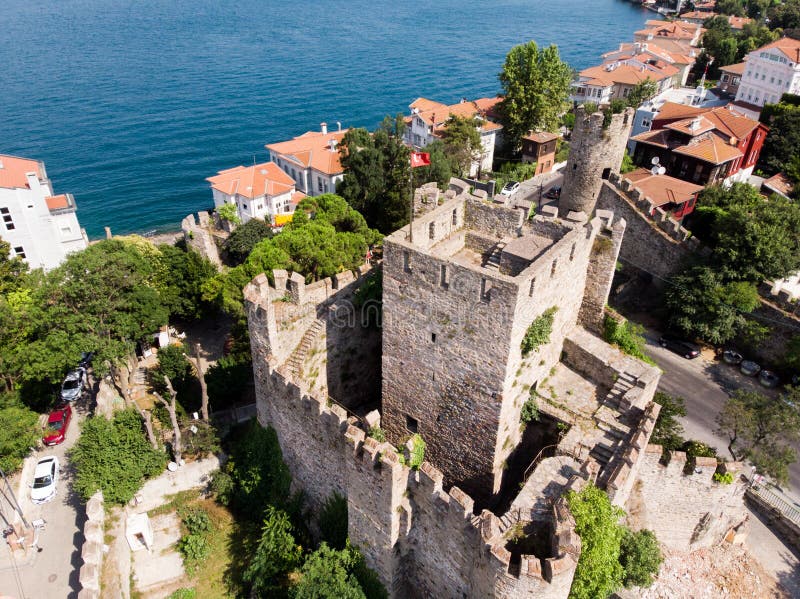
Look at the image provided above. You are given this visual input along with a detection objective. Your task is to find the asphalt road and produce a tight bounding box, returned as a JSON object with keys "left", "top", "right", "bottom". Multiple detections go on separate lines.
{"left": 0, "top": 392, "right": 91, "bottom": 599}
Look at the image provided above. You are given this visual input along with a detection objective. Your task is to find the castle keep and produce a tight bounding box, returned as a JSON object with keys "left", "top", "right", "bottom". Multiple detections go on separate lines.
{"left": 244, "top": 110, "right": 748, "bottom": 598}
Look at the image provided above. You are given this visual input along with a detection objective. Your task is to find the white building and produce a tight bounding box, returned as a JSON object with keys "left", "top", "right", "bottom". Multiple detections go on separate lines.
{"left": 0, "top": 154, "right": 88, "bottom": 270}
{"left": 735, "top": 37, "right": 800, "bottom": 108}
{"left": 206, "top": 161, "right": 306, "bottom": 227}
{"left": 403, "top": 97, "right": 503, "bottom": 176}
{"left": 266, "top": 124, "right": 348, "bottom": 197}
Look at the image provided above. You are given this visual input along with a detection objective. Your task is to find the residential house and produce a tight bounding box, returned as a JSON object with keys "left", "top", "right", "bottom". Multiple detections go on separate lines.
{"left": 626, "top": 87, "right": 728, "bottom": 154}
{"left": 403, "top": 96, "right": 502, "bottom": 176}
{"left": 207, "top": 162, "right": 306, "bottom": 227}
{"left": 0, "top": 154, "right": 88, "bottom": 270}
{"left": 622, "top": 168, "right": 703, "bottom": 221}
{"left": 734, "top": 37, "right": 800, "bottom": 108}
{"left": 680, "top": 12, "right": 753, "bottom": 29}
{"left": 266, "top": 124, "right": 348, "bottom": 197}
{"left": 718, "top": 62, "right": 745, "bottom": 97}
{"left": 634, "top": 20, "right": 704, "bottom": 47}
{"left": 520, "top": 131, "right": 560, "bottom": 175}
{"left": 602, "top": 41, "right": 697, "bottom": 86}
{"left": 629, "top": 103, "right": 769, "bottom": 185}
{"left": 571, "top": 60, "right": 678, "bottom": 105}
{"left": 762, "top": 172, "right": 794, "bottom": 199}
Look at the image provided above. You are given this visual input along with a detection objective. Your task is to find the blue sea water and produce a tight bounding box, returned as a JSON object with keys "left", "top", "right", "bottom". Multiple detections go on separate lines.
{"left": 1, "top": 0, "right": 653, "bottom": 238}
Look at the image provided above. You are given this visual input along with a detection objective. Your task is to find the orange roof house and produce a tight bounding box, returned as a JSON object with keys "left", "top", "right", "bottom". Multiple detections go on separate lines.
{"left": 0, "top": 155, "right": 45, "bottom": 190}
{"left": 623, "top": 168, "right": 703, "bottom": 220}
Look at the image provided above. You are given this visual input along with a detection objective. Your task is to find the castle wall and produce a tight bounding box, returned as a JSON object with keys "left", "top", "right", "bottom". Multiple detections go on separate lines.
{"left": 632, "top": 445, "right": 747, "bottom": 552}
{"left": 579, "top": 212, "right": 626, "bottom": 333}
{"left": 558, "top": 107, "right": 633, "bottom": 217}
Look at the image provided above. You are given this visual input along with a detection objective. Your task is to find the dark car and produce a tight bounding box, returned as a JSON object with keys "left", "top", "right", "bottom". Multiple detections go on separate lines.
{"left": 659, "top": 333, "right": 701, "bottom": 359}
{"left": 544, "top": 186, "right": 561, "bottom": 199}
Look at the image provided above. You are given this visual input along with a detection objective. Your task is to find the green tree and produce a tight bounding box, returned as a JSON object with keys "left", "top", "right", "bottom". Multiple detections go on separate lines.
{"left": 417, "top": 140, "right": 457, "bottom": 188}
{"left": 498, "top": 41, "right": 573, "bottom": 151}
{"left": 619, "top": 529, "right": 662, "bottom": 588}
{"left": 440, "top": 115, "right": 483, "bottom": 176}
{"left": 217, "top": 203, "right": 240, "bottom": 224}
{"left": 158, "top": 243, "right": 217, "bottom": 320}
{"left": 338, "top": 116, "right": 411, "bottom": 233}
{"left": 620, "top": 150, "right": 636, "bottom": 174}
{"left": 204, "top": 354, "right": 253, "bottom": 411}
{"left": 715, "top": 388, "right": 800, "bottom": 484}
{"left": 664, "top": 264, "right": 760, "bottom": 345}
{"left": 244, "top": 506, "right": 302, "bottom": 597}
{"left": 566, "top": 484, "right": 625, "bottom": 599}
{"left": 626, "top": 78, "right": 659, "bottom": 108}
{"left": 319, "top": 492, "right": 349, "bottom": 550}
{"left": 651, "top": 392, "right": 687, "bottom": 451}
{"left": 70, "top": 408, "right": 167, "bottom": 504}
{"left": 223, "top": 218, "right": 273, "bottom": 266}
{"left": 0, "top": 403, "right": 40, "bottom": 472}
{"left": 769, "top": 0, "right": 800, "bottom": 29}
{"left": 291, "top": 543, "right": 366, "bottom": 599}
{"left": 759, "top": 95, "right": 800, "bottom": 176}
{"left": 0, "top": 239, "right": 28, "bottom": 295}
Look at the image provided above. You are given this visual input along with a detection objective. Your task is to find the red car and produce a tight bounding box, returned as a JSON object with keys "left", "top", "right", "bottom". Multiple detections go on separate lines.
{"left": 43, "top": 403, "right": 72, "bottom": 446}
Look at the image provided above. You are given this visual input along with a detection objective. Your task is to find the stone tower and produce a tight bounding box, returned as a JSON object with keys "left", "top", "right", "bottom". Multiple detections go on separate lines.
{"left": 381, "top": 195, "right": 604, "bottom": 503}
{"left": 558, "top": 106, "right": 634, "bottom": 218}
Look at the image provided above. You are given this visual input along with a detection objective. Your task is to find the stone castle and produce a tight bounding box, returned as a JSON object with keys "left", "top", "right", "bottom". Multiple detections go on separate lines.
{"left": 243, "top": 108, "right": 748, "bottom": 598}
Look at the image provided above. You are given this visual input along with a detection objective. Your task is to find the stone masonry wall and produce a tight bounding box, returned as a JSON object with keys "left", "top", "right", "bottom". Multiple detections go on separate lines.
{"left": 181, "top": 211, "right": 221, "bottom": 266}
{"left": 558, "top": 107, "right": 634, "bottom": 217}
{"left": 632, "top": 445, "right": 747, "bottom": 552}
{"left": 579, "top": 211, "right": 626, "bottom": 333}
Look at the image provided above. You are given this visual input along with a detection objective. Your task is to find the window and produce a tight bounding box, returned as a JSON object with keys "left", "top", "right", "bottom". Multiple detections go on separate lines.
{"left": 480, "top": 277, "right": 491, "bottom": 302}
{"left": 0, "top": 208, "right": 14, "bottom": 230}
{"left": 569, "top": 243, "right": 576, "bottom": 261}
{"left": 61, "top": 226, "right": 71, "bottom": 234}
{"left": 403, "top": 251, "right": 411, "bottom": 273}
{"left": 431, "top": 333, "right": 436, "bottom": 343}
{"left": 452, "top": 209, "right": 457, "bottom": 226}
{"left": 405, "top": 415, "right": 418, "bottom": 433}
{"left": 641, "top": 118, "right": 651, "bottom": 128}
{"left": 529, "top": 277, "right": 536, "bottom": 297}
{"left": 601, "top": 167, "right": 611, "bottom": 180}
{"left": 440, "top": 264, "right": 448, "bottom": 288}
{"left": 318, "top": 177, "right": 323, "bottom": 192}
{"left": 429, "top": 222, "right": 435, "bottom": 240}
{"left": 551, "top": 259, "right": 557, "bottom": 277}
{"left": 13, "top": 246, "right": 25, "bottom": 259}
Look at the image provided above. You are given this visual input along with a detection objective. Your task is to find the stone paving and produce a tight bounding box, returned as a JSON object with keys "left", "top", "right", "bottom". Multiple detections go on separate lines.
{"left": 131, "top": 512, "right": 185, "bottom": 598}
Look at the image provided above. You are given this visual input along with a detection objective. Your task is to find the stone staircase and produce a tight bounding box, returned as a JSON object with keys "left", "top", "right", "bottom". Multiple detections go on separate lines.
{"left": 603, "top": 371, "right": 636, "bottom": 410}
{"left": 129, "top": 365, "right": 149, "bottom": 401}
{"left": 286, "top": 319, "right": 325, "bottom": 378}
{"left": 483, "top": 243, "right": 506, "bottom": 270}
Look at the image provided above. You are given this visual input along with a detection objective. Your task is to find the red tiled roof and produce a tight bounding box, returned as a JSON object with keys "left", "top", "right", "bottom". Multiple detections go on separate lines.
{"left": 207, "top": 162, "right": 296, "bottom": 199}
{"left": 266, "top": 130, "right": 349, "bottom": 175}
{"left": 523, "top": 131, "right": 559, "bottom": 143}
{"left": 655, "top": 101, "right": 710, "bottom": 122}
{"left": 631, "top": 128, "right": 673, "bottom": 148}
{"left": 624, "top": 168, "right": 703, "bottom": 206}
{"left": 673, "top": 132, "right": 743, "bottom": 163}
{"left": 763, "top": 173, "right": 794, "bottom": 197}
{"left": 290, "top": 191, "right": 307, "bottom": 205}
{"left": 727, "top": 16, "right": 753, "bottom": 29}
{"left": 411, "top": 97, "right": 503, "bottom": 127}
{"left": 579, "top": 63, "right": 674, "bottom": 87}
{"left": 719, "top": 62, "right": 746, "bottom": 75}
{"left": 45, "top": 194, "right": 71, "bottom": 211}
{"left": 752, "top": 37, "right": 800, "bottom": 63}
{"left": 0, "top": 154, "right": 44, "bottom": 189}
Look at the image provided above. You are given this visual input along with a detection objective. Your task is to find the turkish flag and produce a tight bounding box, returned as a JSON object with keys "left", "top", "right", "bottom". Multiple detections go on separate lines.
{"left": 410, "top": 152, "right": 431, "bottom": 168}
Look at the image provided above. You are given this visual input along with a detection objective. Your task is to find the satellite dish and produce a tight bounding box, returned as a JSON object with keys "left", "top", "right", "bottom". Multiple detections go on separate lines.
{"left": 658, "top": 166, "right": 666, "bottom": 175}
{"left": 651, "top": 156, "right": 660, "bottom": 165}
{"left": 650, "top": 166, "right": 660, "bottom": 175}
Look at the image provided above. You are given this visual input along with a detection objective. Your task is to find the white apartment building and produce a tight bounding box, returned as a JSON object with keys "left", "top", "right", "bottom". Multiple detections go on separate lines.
{"left": 0, "top": 154, "right": 88, "bottom": 270}
{"left": 207, "top": 161, "right": 306, "bottom": 227}
{"left": 735, "top": 37, "right": 800, "bottom": 108}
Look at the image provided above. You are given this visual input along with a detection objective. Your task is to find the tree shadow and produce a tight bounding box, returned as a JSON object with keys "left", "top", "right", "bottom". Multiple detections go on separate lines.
{"left": 222, "top": 515, "right": 259, "bottom": 598}
{"left": 61, "top": 462, "right": 88, "bottom": 599}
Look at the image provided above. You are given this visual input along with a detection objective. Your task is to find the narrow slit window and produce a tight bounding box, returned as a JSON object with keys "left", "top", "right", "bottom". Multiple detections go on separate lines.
{"left": 429, "top": 222, "right": 435, "bottom": 240}
{"left": 551, "top": 259, "right": 557, "bottom": 277}
{"left": 440, "top": 264, "right": 448, "bottom": 288}
{"left": 570, "top": 243, "right": 576, "bottom": 261}
{"left": 452, "top": 209, "right": 457, "bottom": 226}
{"left": 529, "top": 277, "right": 536, "bottom": 297}
{"left": 403, "top": 251, "right": 411, "bottom": 273}
{"left": 406, "top": 415, "right": 418, "bottom": 433}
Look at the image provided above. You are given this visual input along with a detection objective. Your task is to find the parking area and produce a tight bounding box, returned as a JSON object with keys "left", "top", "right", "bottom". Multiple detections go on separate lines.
{"left": 0, "top": 388, "right": 93, "bottom": 599}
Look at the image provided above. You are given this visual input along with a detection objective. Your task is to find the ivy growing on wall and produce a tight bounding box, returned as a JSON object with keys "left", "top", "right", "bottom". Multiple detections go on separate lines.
{"left": 521, "top": 307, "right": 558, "bottom": 357}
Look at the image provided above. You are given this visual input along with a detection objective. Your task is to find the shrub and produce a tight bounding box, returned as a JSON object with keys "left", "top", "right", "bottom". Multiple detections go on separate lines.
{"left": 319, "top": 492, "right": 349, "bottom": 550}
{"left": 603, "top": 315, "right": 656, "bottom": 366}
{"left": 713, "top": 471, "right": 734, "bottom": 484}
{"left": 223, "top": 218, "right": 273, "bottom": 265}
{"left": 681, "top": 440, "right": 717, "bottom": 474}
{"left": 0, "top": 404, "right": 40, "bottom": 473}
{"left": 209, "top": 469, "right": 234, "bottom": 505}
{"left": 368, "top": 426, "right": 386, "bottom": 442}
{"left": 398, "top": 434, "right": 426, "bottom": 470}
{"left": 179, "top": 507, "right": 211, "bottom": 535}
{"left": 292, "top": 543, "right": 372, "bottom": 599}
{"left": 619, "top": 529, "right": 662, "bottom": 588}
{"left": 167, "top": 589, "right": 196, "bottom": 599}
{"left": 70, "top": 409, "right": 167, "bottom": 504}
{"left": 178, "top": 533, "right": 210, "bottom": 573}
{"left": 520, "top": 398, "right": 540, "bottom": 424}
{"left": 521, "top": 307, "right": 557, "bottom": 356}
{"left": 243, "top": 505, "right": 302, "bottom": 597}
{"left": 217, "top": 203, "right": 240, "bottom": 224}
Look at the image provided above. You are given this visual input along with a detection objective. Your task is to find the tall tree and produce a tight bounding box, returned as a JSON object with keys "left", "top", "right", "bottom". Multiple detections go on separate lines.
{"left": 338, "top": 116, "right": 411, "bottom": 233}
{"left": 439, "top": 115, "right": 483, "bottom": 176}
{"left": 244, "top": 506, "right": 302, "bottom": 597}
{"left": 759, "top": 95, "right": 800, "bottom": 176}
{"left": 498, "top": 41, "right": 573, "bottom": 152}
{"left": 716, "top": 388, "right": 800, "bottom": 484}
{"left": 626, "top": 78, "right": 659, "bottom": 108}
{"left": 0, "top": 239, "right": 28, "bottom": 295}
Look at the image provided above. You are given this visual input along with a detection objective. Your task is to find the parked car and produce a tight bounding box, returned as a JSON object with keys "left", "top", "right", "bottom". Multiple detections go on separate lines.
{"left": 722, "top": 349, "right": 743, "bottom": 365}
{"left": 759, "top": 370, "right": 780, "bottom": 388}
{"left": 544, "top": 186, "right": 561, "bottom": 199}
{"left": 740, "top": 360, "right": 761, "bottom": 377}
{"left": 500, "top": 181, "right": 520, "bottom": 196}
{"left": 30, "top": 456, "right": 59, "bottom": 504}
{"left": 43, "top": 403, "right": 72, "bottom": 446}
{"left": 60, "top": 367, "right": 87, "bottom": 402}
{"left": 659, "top": 333, "right": 701, "bottom": 359}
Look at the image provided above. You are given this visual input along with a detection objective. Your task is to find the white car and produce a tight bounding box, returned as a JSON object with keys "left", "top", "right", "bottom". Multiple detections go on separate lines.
{"left": 30, "top": 456, "right": 59, "bottom": 504}
{"left": 500, "top": 181, "right": 520, "bottom": 196}
{"left": 60, "top": 367, "right": 87, "bottom": 402}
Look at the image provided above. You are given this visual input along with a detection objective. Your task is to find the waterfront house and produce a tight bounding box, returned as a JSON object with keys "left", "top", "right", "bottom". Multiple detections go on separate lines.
{"left": 634, "top": 20, "right": 704, "bottom": 48}
{"left": 403, "top": 97, "right": 502, "bottom": 176}
{"left": 734, "top": 37, "right": 800, "bottom": 108}
{"left": 207, "top": 161, "right": 306, "bottom": 227}
{"left": 629, "top": 104, "right": 768, "bottom": 186}
{"left": 266, "top": 124, "right": 348, "bottom": 197}
{"left": 680, "top": 12, "right": 753, "bottom": 29}
{"left": 520, "top": 131, "right": 559, "bottom": 175}
{"left": 571, "top": 60, "right": 678, "bottom": 105}
{"left": 602, "top": 41, "right": 697, "bottom": 86}
{"left": 0, "top": 154, "right": 88, "bottom": 270}
{"left": 623, "top": 168, "right": 703, "bottom": 222}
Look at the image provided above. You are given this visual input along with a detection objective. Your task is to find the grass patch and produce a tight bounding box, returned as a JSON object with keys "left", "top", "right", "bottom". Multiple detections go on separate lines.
{"left": 148, "top": 489, "right": 202, "bottom": 518}
{"left": 603, "top": 315, "right": 656, "bottom": 366}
